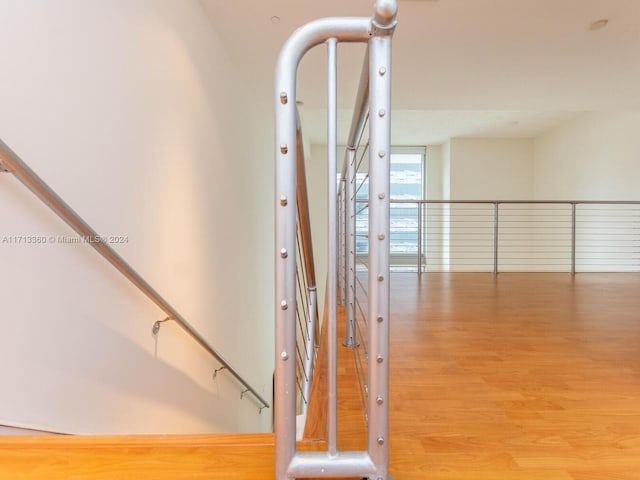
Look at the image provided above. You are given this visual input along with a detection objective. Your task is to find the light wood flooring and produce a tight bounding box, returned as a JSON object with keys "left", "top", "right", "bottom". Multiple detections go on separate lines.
{"left": 1, "top": 273, "right": 639, "bottom": 479}
{"left": 307, "top": 273, "right": 640, "bottom": 479}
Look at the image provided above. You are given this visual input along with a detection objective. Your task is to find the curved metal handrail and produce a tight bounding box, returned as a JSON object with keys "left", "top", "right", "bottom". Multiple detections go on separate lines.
{"left": 0, "top": 138, "right": 269, "bottom": 410}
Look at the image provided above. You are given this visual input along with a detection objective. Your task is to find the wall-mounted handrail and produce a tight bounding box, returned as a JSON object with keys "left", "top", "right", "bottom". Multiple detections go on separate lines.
{"left": 0, "top": 138, "right": 269, "bottom": 410}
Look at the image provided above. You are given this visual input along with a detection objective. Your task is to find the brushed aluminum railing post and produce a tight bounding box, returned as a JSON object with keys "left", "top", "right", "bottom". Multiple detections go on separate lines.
{"left": 367, "top": 15, "right": 394, "bottom": 477}
{"left": 417, "top": 202, "right": 423, "bottom": 274}
{"left": 275, "top": 62, "right": 299, "bottom": 480}
{"left": 571, "top": 203, "right": 577, "bottom": 275}
{"left": 339, "top": 181, "right": 347, "bottom": 305}
{"left": 326, "top": 37, "right": 339, "bottom": 455}
{"left": 344, "top": 148, "right": 358, "bottom": 347}
{"left": 493, "top": 202, "right": 499, "bottom": 275}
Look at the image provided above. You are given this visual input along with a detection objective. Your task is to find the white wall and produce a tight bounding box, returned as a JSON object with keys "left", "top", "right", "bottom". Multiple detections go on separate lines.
{"left": 425, "top": 138, "right": 534, "bottom": 271}
{"left": 425, "top": 145, "right": 443, "bottom": 200}
{"left": 534, "top": 112, "right": 640, "bottom": 199}
{"left": 533, "top": 112, "right": 640, "bottom": 272}
{"left": 0, "top": 0, "right": 273, "bottom": 434}
{"left": 449, "top": 138, "right": 534, "bottom": 200}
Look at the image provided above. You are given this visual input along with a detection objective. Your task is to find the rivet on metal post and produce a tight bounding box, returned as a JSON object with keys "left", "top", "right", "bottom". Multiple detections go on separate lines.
{"left": 280, "top": 195, "right": 288, "bottom": 206}
{"left": 378, "top": 192, "right": 386, "bottom": 199}
{"left": 280, "top": 92, "right": 288, "bottom": 104}
{"left": 377, "top": 436, "right": 385, "bottom": 445}
{"left": 280, "top": 144, "right": 289, "bottom": 154}
{"left": 376, "top": 395, "right": 384, "bottom": 405}
{"left": 281, "top": 351, "right": 289, "bottom": 361}
{"left": 378, "top": 234, "right": 385, "bottom": 240}
{"left": 212, "top": 366, "right": 226, "bottom": 380}
{"left": 379, "top": 67, "right": 387, "bottom": 76}
{"left": 280, "top": 300, "right": 288, "bottom": 310}
{"left": 378, "top": 109, "right": 386, "bottom": 117}
{"left": 152, "top": 316, "right": 173, "bottom": 336}
{"left": 376, "top": 355, "right": 384, "bottom": 363}
{"left": 378, "top": 150, "right": 386, "bottom": 158}
{"left": 377, "top": 275, "right": 384, "bottom": 282}
{"left": 280, "top": 248, "right": 288, "bottom": 259}
{"left": 240, "top": 388, "right": 249, "bottom": 400}
{"left": 377, "top": 316, "right": 384, "bottom": 323}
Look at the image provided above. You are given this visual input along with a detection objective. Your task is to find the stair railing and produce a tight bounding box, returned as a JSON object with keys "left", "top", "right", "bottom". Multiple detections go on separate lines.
{"left": 274, "top": 1, "right": 396, "bottom": 478}
{"left": 0, "top": 138, "right": 269, "bottom": 411}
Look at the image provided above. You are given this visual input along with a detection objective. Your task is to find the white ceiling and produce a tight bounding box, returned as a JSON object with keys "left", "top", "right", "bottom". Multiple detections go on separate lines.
{"left": 201, "top": 0, "right": 640, "bottom": 144}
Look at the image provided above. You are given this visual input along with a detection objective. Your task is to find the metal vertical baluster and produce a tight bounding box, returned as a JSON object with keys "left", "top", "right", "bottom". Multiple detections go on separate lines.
{"left": 493, "top": 202, "right": 499, "bottom": 275}
{"left": 571, "top": 203, "right": 577, "bottom": 275}
{"left": 326, "top": 37, "right": 339, "bottom": 456}
{"left": 417, "top": 202, "right": 423, "bottom": 274}
{"left": 339, "top": 179, "right": 347, "bottom": 304}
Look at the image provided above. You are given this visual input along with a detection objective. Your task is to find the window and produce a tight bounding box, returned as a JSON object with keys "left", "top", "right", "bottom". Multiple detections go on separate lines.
{"left": 352, "top": 147, "right": 426, "bottom": 260}
{"left": 389, "top": 148, "right": 425, "bottom": 257}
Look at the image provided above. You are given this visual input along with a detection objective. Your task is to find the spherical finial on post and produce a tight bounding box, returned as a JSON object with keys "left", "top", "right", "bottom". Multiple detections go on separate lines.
{"left": 373, "top": 0, "right": 398, "bottom": 28}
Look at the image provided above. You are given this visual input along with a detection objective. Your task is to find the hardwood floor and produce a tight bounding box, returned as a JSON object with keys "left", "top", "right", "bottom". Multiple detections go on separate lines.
{"left": 2, "top": 273, "right": 639, "bottom": 479}
{"left": 0, "top": 433, "right": 276, "bottom": 479}
{"left": 306, "top": 273, "right": 640, "bottom": 479}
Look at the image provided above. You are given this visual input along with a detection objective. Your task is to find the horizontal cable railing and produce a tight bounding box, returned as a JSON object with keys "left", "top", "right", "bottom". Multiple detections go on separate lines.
{"left": 340, "top": 110, "right": 371, "bottom": 422}
{"left": 382, "top": 200, "right": 640, "bottom": 274}
{"left": 294, "top": 112, "right": 319, "bottom": 420}
{"left": 0, "top": 138, "right": 269, "bottom": 411}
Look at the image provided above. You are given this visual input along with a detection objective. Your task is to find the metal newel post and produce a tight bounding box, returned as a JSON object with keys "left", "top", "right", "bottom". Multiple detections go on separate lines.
{"left": 571, "top": 203, "right": 576, "bottom": 275}
{"left": 274, "top": 46, "right": 299, "bottom": 480}
{"left": 493, "top": 202, "right": 499, "bottom": 275}
{"left": 368, "top": 6, "right": 395, "bottom": 475}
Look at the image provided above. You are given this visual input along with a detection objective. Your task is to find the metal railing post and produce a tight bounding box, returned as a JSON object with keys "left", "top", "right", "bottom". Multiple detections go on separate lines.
{"left": 367, "top": 12, "right": 395, "bottom": 476}
{"left": 417, "top": 202, "right": 423, "bottom": 274}
{"left": 326, "top": 37, "right": 339, "bottom": 456}
{"left": 275, "top": 59, "right": 299, "bottom": 480}
{"left": 493, "top": 202, "right": 499, "bottom": 275}
{"left": 571, "top": 203, "right": 577, "bottom": 275}
{"left": 339, "top": 179, "right": 347, "bottom": 304}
